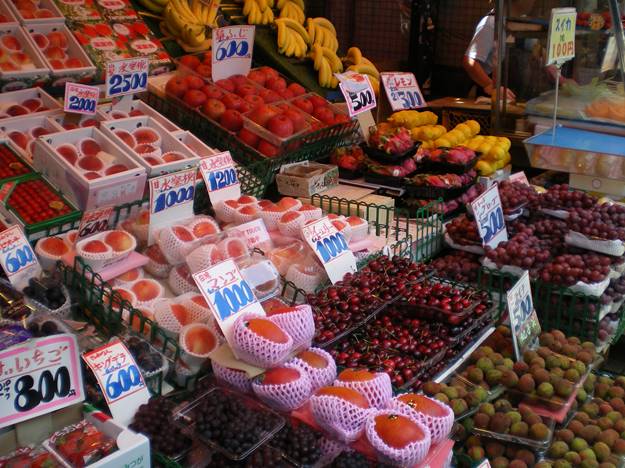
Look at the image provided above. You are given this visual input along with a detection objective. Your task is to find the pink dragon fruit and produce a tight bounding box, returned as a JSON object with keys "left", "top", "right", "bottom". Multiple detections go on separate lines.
{"left": 369, "top": 125, "right": 414, "bottom": 155}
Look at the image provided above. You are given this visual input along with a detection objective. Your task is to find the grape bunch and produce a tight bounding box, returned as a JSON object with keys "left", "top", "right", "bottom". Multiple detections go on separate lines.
{"left": 446, "top": 214, "right": 481, "bottom": 245}
{"left": 484, "top": 232, "right": 552, "bottom": 277}
{"left": 539, "top": 253, "right": 611, "bottom": 286}
{"left": 532, "top": 184, "right": 597, "bottom": 210}
{"left": 125, "top": 336, "right": 163, "bottom": 373}
{"left": 430, "top": 251, "right": 481, "bottom": 283}
{"left": 600, "top": 275, "right": 625, "bottom": 305}
{"left": 270, "top": 423, "right": 322, "bottom": 465}
{"left": 568, "top": 207, "right": 625, "bottom": 240}
{"left": 130, "top": 397, "right": 191, "bottom": 457}
{"left": 498, "top": 180, "right": 538, "bottom": 212}
{"left": 593, "top": 202, "right": 625, "bottom": 227}
{"left": 331, "top": 450, "right": 392, "bottom": 467}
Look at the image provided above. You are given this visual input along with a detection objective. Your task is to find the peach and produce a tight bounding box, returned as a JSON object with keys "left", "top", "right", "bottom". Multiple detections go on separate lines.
{"left": 161, "top": 151, "right": 185, "bottom": 162}
{"left": 136, "top": 211, "right": 149, "bottom": 225}
{"left": 34, "top": 8, "right": 55, "bottom": 18}
{"left": 104, "top": 230, "right": 134, "bottom": 252}
{"left": 56, "top": 144, "right": 78, "bottom": 165}
{"left": 114, "top": 129, "right": 136, "bottom": 148}
{"left": 131, "top": 279, "right": 161, "bottom": 302}
{"left": 62, "top": 122, "right": 78, "bottom": 130}
{"left": 49, "top": 59, "right": 64, "bottom": 69}
{"left": 31, "top": 126, "right": 50, "bottom": 138}
{"left": 172, "top": 225, "right": 193, "bottom": 242}
{"left": 10, "top": 52, "right": 31, "bottom": 65}
{"left": 32, "top": 33, "right": 48, "bottom": 50}
{"left": 6, "top": 104, "right": 28, "bottom": 116}
{"left": 238, "top": 195, "right": 257, "bottom": 204}
{"left": 277, "top": 197, "right": 300, "bottom": 209}
{"left": 191, "top": 294, "right": 208, "bottom": 307}
{"left": 171, "top": 303, "right": 192, "bottom": 325}
{"left": 238, "top": 205, "right": 258, "bottom": 216}
{"left": 135, "top": 144, "right": 156, "bottom": 154}
{"left": 79, "top": 138, "right": 101, "bottom": 157}
{"left": 192, "top": 221, "right": 217, "bottom": 238}
{"left": 45, "top": 46, "right": 66, "bottom": 60}
{"left": 64, "top": 57, "right": 83, "bottom": 68}
{"left": 144, "top": 156, "right": 161, "bottom": 166}
{"left": 111, "top": 111, "right": 128, "bottom": 119}
{"left": 21, "top": 98, "right": 41, "bottom": 112}
{"left": 0, "top": 62, "right": 18, "bottom": 71}
{"left": 184, "top": 326, "right": 216, "bottom": 354}
{"left": 280, "top": 211, "right": 302, "bottom": 223}
{"left": 19, "top": 9, "right": 34, "bottom": 19}
{"left": 145, "top": 244, "right": 167, "bottom": 264}
{"left": 1, "top": 35, "right": 21, "bottom": 52}
{"left": 46, "top": 31, "right": 67, "bottom": 49}
{"left": 83, "top": 172, "right": 101, "bottom": 180}
{"left": 117, "top": 268, "right": 140, "bottom": 282}
{"left": 80, "top": 118, "right": 98, "bottom": 128}
{"left": 8, "top": 131, "right": 28, "bottom": 150}
{"left": 78, "top": 155, "right": 103, "bottom": 172}
{"left": 129, "top": 109, "right": 144, "bottom": 117}
{"left": 82, "top": 239, "right": 108, "bottom": 253}
{"left": 105, "top": 164, "right": 129, "bottom": 175}
{"left": 133, "top": 127, "right": 159, "bottom": 145}
{"left": 346, "top": 216, "right": 366, "bottom": 226}
{"left": 111, "top": 288, "right": 135, "bottom": 307}
{"left": 225, "top": 200, "right": 239, "bottom": 208}
{"left": 39, "top": 237, "right": 69, "bottom": 256}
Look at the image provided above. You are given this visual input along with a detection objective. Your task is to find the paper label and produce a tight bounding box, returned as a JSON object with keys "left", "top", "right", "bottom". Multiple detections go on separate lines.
{"left": 63, "top": 82, "right": 99, "bottom": 115}
{"left": 75, "top": 206, "right": 114, "bottom": 243}
{"left": 211, "top": 26, "right": 255, "bottom": 81}
{"left": 471, "top": 183, "right": 508, "bottom": 248}
{"left": 228, "top": 218, "right": 270, "bottom": 250}
{"left": 148, "top": 168, "right": 196, "bottom": 244}
{"left": 0, "top": 334, "right": 84, "bottom": 429}
{"left": 199, "top": 151, "right": 241, "bottom": 205}
{"left": 546, "top": 7, "right": 577, "bottom": 65}
{"left": 336, "top": 71, "right": 377, "bottom": 117}
{"left": 105, "top": 57, "right": 149, "bottom": 98}
{"left": 302, "top": 216, "right": 357, "bottom": 283}
{"left": 507, "top": 271, "right": 541, "bottom": 361}
{"left": 477, "top": 460, "right": 492, "bottom": 468}
{"left": 83, "top": 341, "right": 150, "bottom": 425}
{"left": 0, "top": 225, "right": 41, "bottom": 290}
{"left": 381, "top": 72, "right": 425, "bottom": 111}
{"left": 509, "top": 171, "right": 529, "bottom": 185}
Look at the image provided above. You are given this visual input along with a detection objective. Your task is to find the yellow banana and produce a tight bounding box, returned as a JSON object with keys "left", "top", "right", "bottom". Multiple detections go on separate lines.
{"left": 345, "top": 46, "right": 362, "bottom": 65}
{"left": 266, "top": 0, "right": 274, "bottom": 7}
{"left": 310, "top": 44, "right": 323, "bottom": 70}
{"left": 275, "top": 17, "right": 310, "bottom": 44}
{"left": 293, "top": 31, "right": 307, "bottom": 58}
{"left": 306, "top": 18, "right": 315, "bottom": 43}
{"left": 206, "top": 0, "right": 220, "bottom": 25}
{"left": 184, "top": 25, "right": 205, "bottom": 47}
{"left": 314, "top": 24, "right": 325, "bottom": 46}
{"left": 176, "top": 0, "right": 198, "bottom": 21}
{"left": 276, "top": 20, "right": 287, "bottom": 48}
{"left": 312, "top": 17, "right": 336, "bottom": 36}
{"left": 257, "top": 0, "right": 268, "bottom": 11}
{"left": 243, "top": 0, "right": 253, "bottom": 15}
{"left": 330, "top": 76, "right": 338, "bottom": 88}
{"left": 165, "top": 4, "right": 187, "bottom": 32}
{"left": 348, "top": 63, "right": 379, "bottom": 79}
{"left": 369, "top": 76, "right": 380, "bottom": 95}
{"left": 321, "top": 46, "right": 342, "bottom": 72}
{"left": 151, "top": 0, "right": 169, "bottom": 8}
{"left": 277, "top": 0, "right": 287, "bottom": 8}
{"left": 290, "top": 0, "right": 304, "bottom": 11}
{"left": 261, "top": 6, "right": 274, "bottom": 24}
{"left": 319, "top": 58, "right": 332, "bottom": 87}
{"left": 283, "top": 1, "right": 304, "bottom": 24}
{"left": 191, "top": 0, "right": 202, "bottom": 20}
{"left": 285, "top": 32, "right": 297, "bottom": 56}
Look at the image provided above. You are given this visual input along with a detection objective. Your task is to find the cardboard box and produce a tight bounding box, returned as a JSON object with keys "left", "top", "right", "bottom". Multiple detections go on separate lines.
{"left": 276, "top": 161, "right": 338, "bottom": 197}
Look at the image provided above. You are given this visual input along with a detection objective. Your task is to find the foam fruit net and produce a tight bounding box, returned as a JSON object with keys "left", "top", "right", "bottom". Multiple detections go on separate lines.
{"left": 388, "top": 395, "right": 454, "bottom": 444}
{"left": 211, "top": 361, "right": 253, "bottom": 393}
{"left": 278, "top": 214, "right": 305, "bottom": 238}
{"left": 310, "top": 394, "right": 371, "bottom": 443}
{"left": 153, "top": 300, "right": 207, "bottom": 334}
{"left": 268, "top": 304, "right": 315, "bottom": 351}
{"left": 157, "top": 226, "right": 197, "bottom": 265}
{"left": 260, "top": 210, "right": 286, "bottom": 231}
{"left": 287, "top": 347, "right": 337, "bottom": 391}
{"left": 252, "top": 364, "right": 312, "bottom": 412}
{"left": 231, "top": 313, "right": 293, "bottom": 368}
{"left": 168, "top": 266, "right": 199, "bottom": 296}
{"left": 186, "top": 244, "right": 221, "bottom": 274}
{"left": 335, "top": 373, "right": 393, "bottom": 409}
{"left": 214, "top": 201, "right": 239, "bottom": 223}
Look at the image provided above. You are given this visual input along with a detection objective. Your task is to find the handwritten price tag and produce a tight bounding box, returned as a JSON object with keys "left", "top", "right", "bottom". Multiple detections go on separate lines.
{"left": 336, "top": 71, "right": 377, "bottom": 117}
{"left": 199, "top": 151, "right": 241, "bottom": 205}
{"left": 302, "top": 216, "right": 356, "bottom": 284}
{"left": 507, "top": 271, "right": 541, "bottom": 361}
{"left": 381, "top": 72, "right": 425, "bottom": 111}
{"left": 227, "top": 218, "right": 270, "bottom": 250}
{"left": 0, "top": 225, "right": 41, "bottom": 291}
{"left": 63, "top": 82, "right": 99, "bottom": 115}
{"left": 0, "top": 334, "right": 84, "bottom": 429}
{"left": 509, "top": 171, "right": 530, "bottom": 186}
{"left": 546, "top": 7, "right": 577, "bottom": 65}
{"left": 212, "top": 26, "right": 255, "bottom": 82}
{"left": 148, "top": 168, "right": 196, "bottom": 244}
{"left": 193, "top": 259, "right": 264, "bottom": 347}
{"left": 83, "top": 341, "right": 149, "bottom": 425}
{"left": 105, "top": 57, "right": 149, "bottom": 98}
{"left": 470, "top": 183, "right": 508, "bottom": 248}
{"left": 75, "top": 206, "right": 114, "bottom": 244}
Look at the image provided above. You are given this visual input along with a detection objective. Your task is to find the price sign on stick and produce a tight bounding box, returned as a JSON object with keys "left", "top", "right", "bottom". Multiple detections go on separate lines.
{"left": 228, "top": 219, "right": 270, "bottom": 250}
{"left": 148, "top": 168, "right": 196, "bottom": 244}
{"left": 212, "top": 26, "right": 255, "bottom": 82}
{"left": 193, "top": 260, "right": 265, "bottom": 348}
{"left": 64, "top": 83, "right": 99, "bottom": 115}
{"left": 105, "top": 57, "right": 149, "bottom": 98}
{"left": 302, "top": 216, "right": 357, "bottom": 284}
{"left": 507, "top": 271, "right": 541, "bottom": 361}
{"left": 336, "top": 71, "right": 377, "bottom": 117}
{"left": 83, "top": 341, "right": 149, "bottom": 425}
{"left": 0, "top": 334, "right": 84, "bottom": 429}
{"left": 381, "top": 72, "right": 425, "bottom": 111}
{"left": 546, "top": 8, "right": 577, "bottom": 65}
{"left": 75, "top": 206, "right": 114, "bottom": 244}
{"left": 509, "top": 171, "right": 530, "bottom": 186}
{"left": 471, "top": 182, "right": 508, "bottom": 248}
{"left": 199, "top": 151, "right": 241, "bottom": 205}
{"left": 0, "top": 225, "right": 41, "bottom": 291}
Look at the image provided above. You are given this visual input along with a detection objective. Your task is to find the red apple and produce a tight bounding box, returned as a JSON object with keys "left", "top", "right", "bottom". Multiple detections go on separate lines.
{"left": 184, "top": 75, "right": 204, "bottom": 90}
{"left": 236, "top": 83, "right": 257, "bottom": 97}
{"left": 259, "top": 66, "right": 279, "bottom": 81}
{"left": 258, "top": 139, "right": 279, "bottom": 157}
{"left": 195, "top": 64, "right": 212, "bottom": 77}
{"left": 220, "top": 109, "right": 243, "bottom": 131}
{"left": 230, "top": 74, "right": 248, "bottom": 86}
{"left": 244, "top": 94, "right": 264, "bottom": 109}
{"left": 222, "top": 93, "right": 244, "bottom": 110}
{"left": 165, "top": 77, "right": 188, "bottom": 98}
{"left": 238, "top": 128, "right": 260, "bottom": 148}
{"left": 248, "top": 70, "right": 266, "bottom": 86}
{"left": 216, "top": 79, "right": 235, "bottom": 93}
{"left": 183, "top": 89, "right": 207, "bottom": 108}
{"left": 266, "top": 77, "right": 287, "bottom": 92}
{"left": 334, "top": 113, "right": 351, "bottom": 124}
{"left": 267, "top": 115, "right": 294, "bottom": 137}
{"left": 280, "top": 89, "right": 294, "bottom": 100}
{"left": 293, "top": 97, "right": 314, "bottom": 114}
{"left": 202, "top": 98, "right": 226, "bottom": 120}
{"left": 201, "top": 85, "right": 224, "bottom": 100}
{"left": 259, "top": 89, "right": 281, "bottom": 103}
{"left": 283, "top": 109, "right": 307, "bottom": 132}
{"left": 313, "top": 106, "right": 335, "bottom": 125}
{"left": 179, "top": 55, "right": 200, "bottom": 70}
{"left": 249, "top": 104, "right": 280, "bottom": 127}
{"left": 309, "top": 95, "right": 328, "bottom": 108}
{"left": 287, "top": 82, "right": 306, "bottom": 96}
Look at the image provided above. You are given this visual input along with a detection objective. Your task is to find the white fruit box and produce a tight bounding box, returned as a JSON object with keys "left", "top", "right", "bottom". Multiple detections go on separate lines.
{"left": 0, "top": 2, "right": 18, "bottom": 26}
{"left": 0, "top": 111, "right": 64, "bottom": 161}
{"left": 24, "top": 23, "right": 96, "bottom": 88}
{"left": 98, "top": 99, "right": 181, "bottom": 133}
{"left": 172, "top": 130, "right": 219, "bottom": 158}
{"left": 0, "top": 86, "right": 61, "bottom": 119}
{"left": 6, "top": 0, "right": 64, "bottom": 25}
{"left": 100, "top": 116, "right": 200, "bottom": 177}
{"left": 0, "top": 25, "right": 50, "bottom": 92}
{"left": 33, "top": 126, "right": 147, "bottom": 210}
{"left": 48, "top": 110, "right": 105, "bottom": 130}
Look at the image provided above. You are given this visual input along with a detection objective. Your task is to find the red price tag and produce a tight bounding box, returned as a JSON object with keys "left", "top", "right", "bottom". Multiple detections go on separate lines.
{"left": 64, "top": 82, "right": 99, "bottom": 115}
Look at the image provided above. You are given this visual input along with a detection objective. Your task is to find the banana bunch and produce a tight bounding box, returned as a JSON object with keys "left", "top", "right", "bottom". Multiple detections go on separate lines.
{"left": 278, "top": 0, "right": 304, "bottom": 24}
{"left": 310, "top": 44, "right": 341, "bottom": 88}
{"left": 244, "top": 0, "right": 274, "bottom": 25}
{"left": 275, "top": 17, "right": 310, "bottom": 58}
{"left": 307, "top": 17, "right": 338, "bottom": 53}
{"left": 344, "top": 46, "right": 380, "bottom": 95}
{"left": 162, "top": 0, "right": 218, "bottom": 51}
{"left": 137, "top": 0, "right": 167, "bottom": 14}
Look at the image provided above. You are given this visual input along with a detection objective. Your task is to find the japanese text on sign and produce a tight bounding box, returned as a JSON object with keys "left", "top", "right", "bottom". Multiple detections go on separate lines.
{"left": 64, "top": 83, "right": 99, "bottom": 115}
{"left": 228, "top": 219, "right": 270, "bottom": 250}
{"left": 212, "top": 26, "right": 255, "bottom": 81}
{"left": 199, "top": 151, "right": 241, "bottom": 205}
{"left": 105, "top": 57, "right": 149, "bottom": 98}
{"left": 507, "top": 271, "right": 541, "bottom": 361}
{"left": 546, "top": 8, "right": 577, "bottom": 65}
{"left": 0, "top": 225, "right": 41, "bottom": 291}
{"left": 470, "top": 183, "right": 508, "bottom": 248}
{"left": 336, "top": 71, "right": 377, "bottom": 117}
{"left": 76, "top": 206, "right": 114, "bottom": 243}
{"left": 381, "top": 72, "right": 425, "bottom": 111}
{"left": 0, "top": 334, "right": 83, "bottom": 429}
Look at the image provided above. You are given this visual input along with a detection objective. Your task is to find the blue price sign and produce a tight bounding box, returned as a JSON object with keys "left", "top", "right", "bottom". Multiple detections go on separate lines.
{"left": 199, "top": 152, "right": 241, "bottom": 205}
{"left": 105, "top": 57, "right": 149, "bottom": 99}
{"left": 381, "top": 72, "right": 425, "bottom": 111}
{"left": 64, "top": 82, "right": 99, "bottom": 115}
{"left": 212, "top": 26, "right": 255, "bottom": 82}
{"left": 471, "top": 182, "right": 508, "bottom": 248}
{"left": 507, "top": 271, "right": 541, "bottom": 361}
{"left": 0, "top": 225, "right": 41, "bottom": 290}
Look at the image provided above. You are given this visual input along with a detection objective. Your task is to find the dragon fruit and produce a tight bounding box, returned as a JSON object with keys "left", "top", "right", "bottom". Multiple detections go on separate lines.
{"left": 368, "top": 125, "right": 414, "bottom": 155}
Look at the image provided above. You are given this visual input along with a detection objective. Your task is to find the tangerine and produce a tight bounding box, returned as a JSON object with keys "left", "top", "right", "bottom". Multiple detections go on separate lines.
{"left": 245, "top": 317, "right": 289, "bottom": 344}
{"left": 316, "top": 386, "right": 369, "bottom": 408}
{"left": 373, "top": 413, "right": 424, "bottom": 449}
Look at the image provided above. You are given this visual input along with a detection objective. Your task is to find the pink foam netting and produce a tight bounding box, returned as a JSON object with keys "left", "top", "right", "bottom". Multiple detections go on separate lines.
{"left": 299, "top": 207, "right": 323, "bottom": 221}
{"left": 388, "top": 395, "right": 454, "bottom": 444}
{"left": 186, "top": 216, "right": 221, "bottom": 240}
{"left": 185, "top": 243, "right": 222, "bottom": 274}
{"left": 278, "top": 213, "right": 306, "bottom": 238}
{"left": 260, "top": 209, "right": 287, "bottom": 231}
{"left": 214, "top": 201, "right": 239, "bottom": 223}
{"left": 231, "top": 313, "right": 293, "bottom": 368}
{"left": 268, "top": 304, "right": 315, "bottom": 351}
{"left": 252, "top": 365, "right": 312, "bottom": 412}
{"left": 287, "top": 347, "right": 337, "bottom": 391}
{"left": 157, "top": 226, "right": 198, "bottom": 265}
{"left": 335, "top": 373, "right": 392, "bottom": 409}
{"left": 349, "top": 221, "right": 369, "bottom": 242}
{"left": 233, "top": 206, "right": 260, "bottom": 225}
{"left": 310, "top": 393, "right": 371, "bottom": 443}
{"left": 211, "top": 361, "right": 253, "bottom": 393}
{"left": 168, "top": 265, "right": 199, "bottom": 295}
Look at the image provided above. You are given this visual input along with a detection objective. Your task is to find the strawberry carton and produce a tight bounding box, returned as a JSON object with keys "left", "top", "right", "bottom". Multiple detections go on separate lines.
{"left": 52, "top": 0, "right": 102, "bottom": 22}
{"left": 0, "top": 86, "right": 61, "bottom": 119}
{"left": 0, "top": 24, "right": 50, "bottom": 91}
{"left": 0, "top": 446, "right": 61, "bottom": 467}
{"left": 98, "top": 98, "right": 181, "bottom": 133}
{"left": 0, "top": 111, "right": 63, "bottom": 160}
{"left": 25, "top": 23, "right": 96, "bottom": 88}
{"left": 0, "top": 1, "right": 18, "bottom": 25}
{"left": 0, "top": 139, "right": 34, "bottom": 181}
{"left": 6, "top": 0, "right": 64, "bottom": 24}
{"left": 109, "top": 21, "right": 171, "bottom": 74}
{"left": 96, "top": 0, "right": 139, "bottom": 21}
{"left": 32, "top": 126, "right": 147, "bottom": 210}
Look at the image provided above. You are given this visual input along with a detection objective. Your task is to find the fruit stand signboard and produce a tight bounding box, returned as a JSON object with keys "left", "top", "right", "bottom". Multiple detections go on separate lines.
{"left": 381, "top": 72, "right": 425, "bottom": 111}
{"left": 507, "top": 271, "right": 541, "bottom": 361}
{"left": 336, "top": 71, "right": 377, "bottom": 117}
{"left": 63, "top": 82, "right": 99, "bottom": 115}
{"left": 546, "top": 8, "right": 577, "bottom": 65}
{"left": 470, "top": 182, "right": 508, "bottom": 249}
{"left": 199, "top": 151, "right": 241, "bottom": 205}
{"left": 0, "top": 225, "right": 41, "bottom": 291}
{"left": 105, "top": 57, "right": 149, "bottom": 98}
{"left": 211, "top": 25, "right": 255, "bottom": 82}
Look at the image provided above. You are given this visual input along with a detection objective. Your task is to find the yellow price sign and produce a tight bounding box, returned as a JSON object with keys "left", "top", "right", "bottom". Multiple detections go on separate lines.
{"left": 546, "top": 7, "right": 577, "bottom": 65}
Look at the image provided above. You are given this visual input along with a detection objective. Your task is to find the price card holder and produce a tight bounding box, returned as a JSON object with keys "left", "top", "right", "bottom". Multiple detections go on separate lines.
{"left": 507, "top": 271, "right": 541, "bottom": 361}
{"left": 470, "top": 183, "right": 508, "bottom": 249}
{"left": 0, "top": 225, "right": 41, "bottom": 291}
{"left": 198, "top": 151, "right": 241, "bottom": 205}
{"left": 381, "top": 72, "right": 425, "bottom": 111}
{"left": 0, "top": 334, "right": 84, "bottom": 429}
{"left": 546, "top": 8, "right": 577, "bottom": 66}
{"left": 302, "top": 216, "right": 356, "bottom": 284}
{"left": 192, "top": 259, "right": 265, "bottom": 351}
{"left": 83, "top": 341, "right": 150, "bottom": 426}
{"left": 63, "top": 83, "right": 99, "bottom": 116}
{"left": 105, "top": 57, "right": 149, "bottom": 99}
{"left": 509, "top": 171, "right": 530, "bottom": 185}
{"left": 148, "top": 168, "right": 196, "bottom": 244}
{"left": 227, "top": 218, "right": 270, "bottom": 250}
{"left": 75, "top": 206, "right": 114, "bottom": 244}
{"left": 211, "top": 26, "right": 255, "bottom": 82}
{"left": 336, "top": 71, "right": 377, "bottom": 118}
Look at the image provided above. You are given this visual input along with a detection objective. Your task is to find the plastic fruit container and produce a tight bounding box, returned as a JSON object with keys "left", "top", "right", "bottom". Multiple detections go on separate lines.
{"left": 0, "top": 86, "right": 60, "bottom": 119}
{"left": 0, "top": 25, "right": 50, "bottom": 91}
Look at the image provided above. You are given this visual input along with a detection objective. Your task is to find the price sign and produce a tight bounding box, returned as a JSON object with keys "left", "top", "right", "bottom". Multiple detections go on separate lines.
{"left": 199, "top": 151, "right": 241, "bottom": 205}
{"left": 0, "top": 334, "right": 84, "bottom": 429}
{"left": 105, "top": 57, "right": 149, "bottom": 98}
{"left": 509, "top": 171, "right": 530, "bottom": 185}
{"left": 381, "top": 72, "right": 425, "bottom": 111}
{"left": 63, "top": 82, "right": 99, "bottom": 115}
{"left": 507, "top": 271, "right": 541, "bottom": 361}
{"left": 302, "top": 216, "right": 357, "bottom": 284}
{"left": 83, "top": 341, "right": 149, "bottom": 425}
{"left": 477, "top": 461, "right": 492, "bottom": 468}
{"left": 193, "top": 259, "right": 264, "bottom": 347}
{"left": 470, "top": 183, "right": 508, "bottom": 248}
{"left": 212, "top": 25, "right": 255, "bottom": 82}
{"left": 0, "top": 225, "right": 41, "bottom": 291}
{"left": 75, "top": 206, "right": 114, "bottom": 244}
{"left": 336, "top": 71, "right": 377, "bottom": 117}
{"left": 546, "top": 8, "right": 577, "bottom": 65}
{"left": 148, "top": 168, "right": 196, "bottom": 244}
{"left": 228, "top": 218, "right": 270, "bottom": 250}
